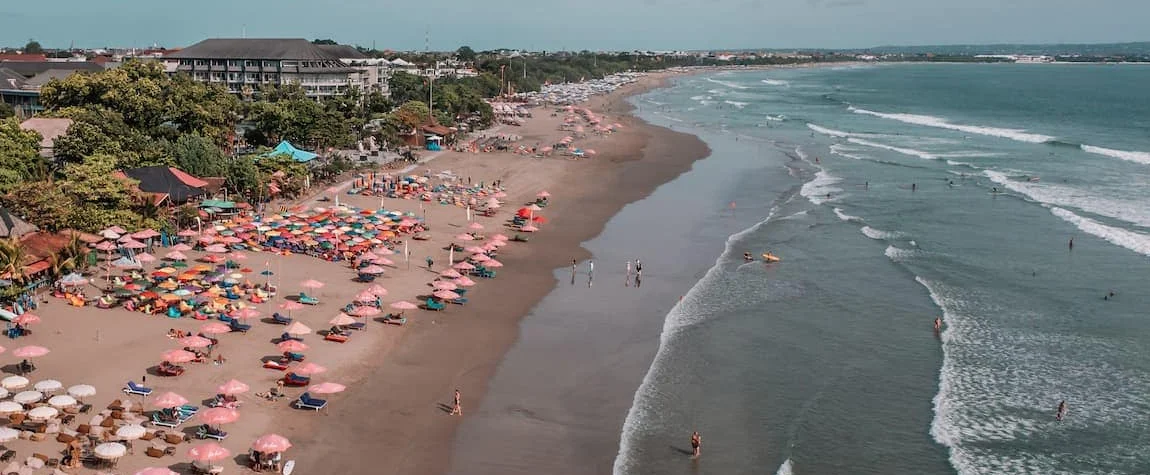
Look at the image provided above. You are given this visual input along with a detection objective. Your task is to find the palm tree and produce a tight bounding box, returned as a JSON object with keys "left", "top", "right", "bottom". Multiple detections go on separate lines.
{"left": 46, "top": 253, "right": 75, "bottom": 281}
{"left": 0, "top": 237, "right": 29, "bottom": 285}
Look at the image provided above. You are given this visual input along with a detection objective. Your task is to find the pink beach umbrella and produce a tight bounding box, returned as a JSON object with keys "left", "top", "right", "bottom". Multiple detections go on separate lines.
{"left": 455, "top": 233, "right": 475, "bottom": 241}
{"left": 164, "top": 251, "right": 187, "bottom": 261}
{"left": 464, "top": 246, "right": 486, "bottom": 254}
{"left": 350, "top": 306, "right": 380, "bottom": 317}
{"left": 375, "top": 257, "right": 395, "bottom": 266}
{"left": 390, "top": 301, "right": 418, "bottom": 311}
{"left": 521, "top": 224, "right": 539, "bottom": 232}
{"left": 178, "top": 336, "right": 213, "bottom": 348}
{"left": 359, "top": 252, "right": 380, "bottom": 262}
{"left": 439, "top": 269, "right": 462, "bottom": 279}
{"left": 471, "top": 253, "right": 491, "bottom": 262}
{"left": 491, "top": 234, "right": 509, "bottom": 241}
{"left": 366, "top": 284, "right": 389, "bottom": 297}
{"left": 133, "top": 229, "right": 161, "bottom": 239}
{"left": 293, "top": 362, "right": 327, "bottom": 376}
{"left": 299, "top": 279, "right": 325, "bottom": 289}
{"left": 284, "top": 321, "right": 313, "bottom": 336}
{"left": 152, "top": 392, "right": 189, "bottom": 409}
{"left": 374, "top": 247, "right": 396, "bottom": 256}
{"left": 217, "top": 379, "right": 250, "bottom": 395}
{"left": 233, "top": 308, "right": 260, "bottom": 320}
{"left": 121, "top": 239, "right": 147, "bottom": 249}
{"left": 228, "top": 252, "right": 248, "bottom": 260}
{"left": 171, "top": 242, "right": 194, "bottom": 250}
{"left": 485, "top": 198, "right": 501, "bottom": 208}
{"left": 198, "top": 407, "right": 240, "bottom": 425}
{"left": 359, "top": 265, "right": 385, "bottom": 275}
{"left": 12, "top": 346, "right": 49, "bottom": 358}
{"left": 453, "top": 262, "right": 475, "bottom": 271}
{"left": 279, "top": 301, "right": 305, "bottom": 312}
{"left": 484, "top": 259, "right": 504, "bottom": 268}
{"left": 204, "top": 244, "right": 228, "bottom": 253}
{"left": 308, "top": 382, "right": 346, "bottom": 394}
{"left": 432, "top": 281, "right": 458, "bottom": 291}
{"left": 433, "top": 290, "right": 461, "bottom": 300}
{"left": 494, "top": 191, "right": 508, "bottom": 199}
{"left": 135, "top": 467, "right": 178, "bottom": 475}
{"left": 103, "top": 225, "right": 127, "bottom": 235}
{"left": 329, "top": 313, "right": 357, "bottom": 326}
{"left": 355, "top": 290, "right": 377, "bottom": 303}
{"left": 252, "top": 434, "right": 292, "bottom": 453}
{"left": 199, "top": 322, "right": 231, "bottom": 334}
{"left": 187, "top": 442, "right": 231, "bottom": 462}
{"left": 94, "top": 241, "right": 118, "bottom": 252}
{"left": 467, "top": 222, "right": 484, "bottom": 231}
{"left": 161, "top": 349, "right": 197, "bottom": 363}
{"left": 13, "top": 314, "right": 40, "bottom": 326}
{"left": 537, "top": 191, "right": 551, "bottom": 198}
{"left": 135, "top": 252, "right": 157, "bottom": 263}
{"left": 277, "top": 340, "right": 309, "bottom": 353}
{"left": 453, "top": 276, "right": 476, "bottom": 287}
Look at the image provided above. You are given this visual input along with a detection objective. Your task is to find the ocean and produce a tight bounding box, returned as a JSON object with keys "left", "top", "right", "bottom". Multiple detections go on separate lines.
{"left": 451, "top": 63, "right": 1150, "bottom": 475}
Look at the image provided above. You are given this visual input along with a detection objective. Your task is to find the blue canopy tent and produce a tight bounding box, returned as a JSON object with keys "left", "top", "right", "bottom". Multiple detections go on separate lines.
{"left": 264, "top": 141, "right": 318, "bottom": 163}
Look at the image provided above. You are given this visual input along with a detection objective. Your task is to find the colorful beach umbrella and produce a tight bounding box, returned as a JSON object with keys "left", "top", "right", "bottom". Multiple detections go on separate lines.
{"left": 152, "top": 392, "right": 189, "bottom": 409}
{"left": 308, "top": 382, "right": 346, "bottom": 394}
{"left": 187, "top": 442, "right": 231, "bottom": 462}
{"left": 251, "top": 434, "right": 292, "bottom": 453}
{"left": 162, "top": 349, "right": 197, "bottom": 363}
{"left": 276, "top": 340, "right": 309, "bottom": 353}
{"left": 292, "top": 362, "right": 327, "bottom": 375}
{"left": 199, "top": 407, "right": 240, "bottom": 425}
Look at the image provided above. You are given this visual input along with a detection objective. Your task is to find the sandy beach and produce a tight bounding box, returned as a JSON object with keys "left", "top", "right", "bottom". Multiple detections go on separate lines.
{"left": 0, "top": 70, "right": 708, "bottom": 474}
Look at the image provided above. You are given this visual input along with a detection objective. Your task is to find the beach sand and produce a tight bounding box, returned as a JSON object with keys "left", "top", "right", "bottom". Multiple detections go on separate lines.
{"left": 2, "top": 71, "right": 707, "bottom": 474}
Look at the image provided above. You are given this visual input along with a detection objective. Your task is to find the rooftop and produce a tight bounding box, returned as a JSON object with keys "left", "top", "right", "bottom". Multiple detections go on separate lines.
{"left": 0, "top": 61, "right": 104, "bottom": 78}
{"left": 169, "top": 39, "right": 347, "bottom": 61}
{"left": 0, "top": 207, "right": 38, "bottom": 239}
{"left": 19, "top": 118, "right": 74, "bottom": 152}
{"left": 317, "top": 44, "right": 367, "bottom": 60}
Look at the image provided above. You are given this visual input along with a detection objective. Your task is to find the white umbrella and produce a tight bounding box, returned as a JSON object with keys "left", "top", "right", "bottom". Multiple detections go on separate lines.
{"left": 1, "top": 375, "right": 28, "bottom": 390}
{"left": 0, "top": 401, "right": 23, "bottom": 413}
{"left": 27, "top": 405, "right": 58, "bottom": 420}
{"left": 48, "top": 394, "right": 77, "bottom": 408}
{"left": 13, "top": 390, "right": 42, "bottom": 404}
{"left": 0, "top": 387, "right": 8, "bottom": 399}
{"left": 115, "top": 424, "right": 147, "bottom": 440}
{"left": 67, "top": 384, "right": 96, "bottom": 400}
{"left": 94, "top": 442, "right": 127, "bottom": 459}
{"left": 33, "top": 379, "right": 62, "bottom": 393}
{"left": 0, "top": 427, "right": 18, "bottom": 442}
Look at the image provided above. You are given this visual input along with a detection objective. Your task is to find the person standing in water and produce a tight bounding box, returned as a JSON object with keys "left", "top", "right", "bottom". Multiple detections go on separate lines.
{"left": 450, "top": 389, "right": 462, "bottom": 416}
{"left": 571, "top": 259, "right": 577, "bottom": 274}
{"left": 635, "top": 259, "right": 642, "bottom": 276}
{"left": 934, "top": 317, "right": 942, "bottom": 332}
{"left": 912, "top": 183, "right": 917, "bottom": 192}
{"left": 1056, "top": 400, "right": 1067, "bottom": 421}
{"left": 1069, "top": 238, "right": 1074, "bottom": 251}
{"left": 690, "top": 431, "right": 701, "bottom": 458}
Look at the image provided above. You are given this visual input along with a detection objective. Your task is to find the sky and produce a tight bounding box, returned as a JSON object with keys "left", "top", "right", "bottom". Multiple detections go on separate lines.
{"left": 2, "top": 0, "right": 1146, "bottom": 51}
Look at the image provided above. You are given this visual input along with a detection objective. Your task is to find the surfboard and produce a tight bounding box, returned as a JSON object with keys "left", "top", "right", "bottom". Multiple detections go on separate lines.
{"left": 283, "top": 460, "right": 295, "bottom": 475}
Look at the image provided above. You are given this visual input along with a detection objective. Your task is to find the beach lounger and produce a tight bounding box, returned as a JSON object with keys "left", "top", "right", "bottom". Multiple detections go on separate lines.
{"left": 195, "top": 424, "right": 228, "bottom": 440}
{"left": 229, "top": 320, "right": 251, "bottom": 333}
{"left": 282, "top": 373, "right": 310, "bottom": 387}
{"left": 424, "top": 298, "right": 445, "bottom": 311}
{"left": 324, "top": 333, "right": 349, "bottom": 343}
{"left": 150, "top": 412, "right": 181, "bottom": 428}
{"left": 294, "top": 392, "right": 327, "bottom": 411}
{"left": 357, "top": 274, "right": 376, "bottom": 282}
{"left": 279, "top": 333, "right": 303, "bottom": 343}
{"left": 449, "top": 297, "right": 468, "bottom": 305}
{"left": 263, "top": 360, "right": 289, "bottom": 371}
{"left": 178, "top": 404, "right": 200, "bottom": 416}
{"left": 157, "top": 363, "right": 185, "bottom": 376}
{"left": 272, "top": 313, "right": 292, "bottom": 325}
{"left": 385, "top": 316, "right": 407, "bottom": 326}
{"left": 347, "top": 321, "right": 366, "bottom": 330}
{"left": 283, "top": 352, "right": 305, "bottom": 362}
{"left": 298, "top": 293, "right": 319, "bottom": 305}
{"left": 123, "top": 381, "right": 152, "bottom": 396}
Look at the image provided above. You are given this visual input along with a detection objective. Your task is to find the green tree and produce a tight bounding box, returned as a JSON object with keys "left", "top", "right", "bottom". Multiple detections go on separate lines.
{"left": 393, "top": 101, "right": 430, "bottom": 130}
{"left": 0, "top": 118, "right": 46, "bottom": 193}
{"left": 51, "top": 107, "right": 167, "bottom": 167}
{"left": 224, "top": 157, "right": 263, "bottom": 200}
{"left": 1, "top": 181, "right": 71, "bottom": 232}
{"left": 23, "top": 40, "right": 42, "bottom": 54}
{"left": 387, "top": 72, "right": 427, "bottom": 105}
{"left": 312, "top": 39, "right": 338, "bottom": 45}
{"left": 0, "top": 237, "right": 29, "bottom": 286}
{"left": 456, "top": 46, "right": 476, "bottom": 62}
{"left": 166, "top": 134, "right": 228, "bottom": 177}
{"left": 0, "top": 103, "right": 13, "bottom": 119}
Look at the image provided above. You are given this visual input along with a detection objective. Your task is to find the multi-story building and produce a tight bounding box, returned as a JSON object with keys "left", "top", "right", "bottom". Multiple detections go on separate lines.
{"left": 167, "top": 38, "right": 361, "bottom": 99}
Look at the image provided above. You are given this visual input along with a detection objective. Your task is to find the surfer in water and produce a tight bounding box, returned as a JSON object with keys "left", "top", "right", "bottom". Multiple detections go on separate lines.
{"left": 744, "top": 252, "right": 753, "bottom": 261}
{"left": 1056, "top": 400, "right": 1067, "bottom": 421}
{"left": 690, "top": 431, "right": 701, "bottom": 458}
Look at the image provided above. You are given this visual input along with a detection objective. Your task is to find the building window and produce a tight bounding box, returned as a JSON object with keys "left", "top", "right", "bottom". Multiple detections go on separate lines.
{"left": 228, "top": 60, "right": 242, "bottom": 67}
{"left": 263, "top": 61, "right": 276, "bottom": 68}
{"left": 246, "top": 73, "right": 259, "bottom": 82}
{"left": 210, "top": 60, "right": 224, "bottom": 67}
{"left": 211, "top": 72, "right": 224, "bottom": 82}
{"left": 228, "top": 73, "right": 240, "bottom": 81}
{"left": 244, "top": 60, "right": 258, "bottom": 68}
{"left": 194, "top": 60, "right": 207, "bottom": 66}
{"left": 194, "top": 72, "right": 208, "bottom": 81}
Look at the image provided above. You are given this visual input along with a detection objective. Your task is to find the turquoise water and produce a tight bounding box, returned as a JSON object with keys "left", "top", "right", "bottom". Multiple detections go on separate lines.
{"left": 616, "top": 64, "right": 1150, "bottom": 474}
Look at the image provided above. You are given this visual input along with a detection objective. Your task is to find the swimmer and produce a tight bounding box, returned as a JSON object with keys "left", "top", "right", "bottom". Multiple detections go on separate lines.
{"left": 1056, "top": 400, "right": 1067, "bottom": 421}
{"left": 912, "top": 183, "right": 917, "bottom": 192}
{"left": 743, "top": 252, "right": 753, "bottom": 261}
{"left": 934, "top": 317, "right": 942, "bottom": 332}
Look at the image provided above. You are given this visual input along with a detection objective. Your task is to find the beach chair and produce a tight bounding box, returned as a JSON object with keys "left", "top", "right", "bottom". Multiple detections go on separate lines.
{"left": 229, "top": 320, "right": 251, "bottom": 333}
{"left": 298, "top": 293, "right": 319, "bottom": 305}
{"left": 347, "top": 321, "right": 366, "bottom": 331}
{"left": 150, "top": 412, "right": 181, "bottom": 428}
{"left": 272, "top": 313, "right": 292, "bottom": 325}
{"left": 424, "top": 298, "right": 445, "bottom": 311}
{"left": 178, "top": 404, "right": 200, "bottom": 417}
{"left": 279, "top": 332, "right": 303, "bottom": 343}
{"left": 123, "top": 381, "right": 152, "bottom": 396}
{"left": 294, "top": 392, "right": 327, "bottom": 411}
{"left": 157, "top": 362, "right": 185, "bottom": 376}
{"left": 263, "top": 360, "right": 289, "bottom": 371}
{"left": 195, "top": 424, "right": 228, "bottom": 441}
{"left": 324, "top": 333, "right": 349, "bottom": 343}
{"left": 217, "top": 314, "right": 235, "bottom": 324}
{"left": 282, "top": 373, "right": 310, "bottom": 387}
{"left": 357, "top": 273, "right": 376, "bottom": 282}
{"left": 449, "top": 297, "right": 468, "bottom": 305}
{"left": 385, "top": 316, "right": 407, "bottom": 326}
{"left": 283, "top": 352, "right": 305, "bottom": 362}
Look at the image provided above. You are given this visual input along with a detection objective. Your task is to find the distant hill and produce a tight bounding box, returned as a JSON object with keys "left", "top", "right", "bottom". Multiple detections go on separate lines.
{"left": 859, "top": 42, "right": 1150, "bottom": 57}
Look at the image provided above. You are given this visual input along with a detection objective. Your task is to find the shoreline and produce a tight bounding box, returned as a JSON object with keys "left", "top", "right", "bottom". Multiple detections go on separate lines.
{"left": 284, "top": 71, "right": 712, "bottom": 474}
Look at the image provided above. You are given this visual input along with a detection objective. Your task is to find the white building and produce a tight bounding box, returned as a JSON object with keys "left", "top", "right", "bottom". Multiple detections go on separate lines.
{"left": 167, "top": 38, "right": 362, "bottom": 99}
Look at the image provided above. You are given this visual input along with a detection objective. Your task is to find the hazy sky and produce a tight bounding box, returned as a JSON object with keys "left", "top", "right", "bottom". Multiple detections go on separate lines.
{"left": 2, "top": 0, "right": 1145, "bottom": 51}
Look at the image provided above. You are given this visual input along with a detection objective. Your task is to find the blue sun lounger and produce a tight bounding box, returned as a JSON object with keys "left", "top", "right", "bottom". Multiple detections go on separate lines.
{"left": 123, "top": 381, "right": 152, "bottom": 396}
{"left": 295, "top": 392, "right": 327, "bottom": 411}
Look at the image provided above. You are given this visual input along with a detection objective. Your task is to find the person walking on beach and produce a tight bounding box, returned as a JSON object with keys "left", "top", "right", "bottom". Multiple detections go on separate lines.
{"left": 934, "top": 317, "right": 942, "bottom": 333}
{"left": 426, "top": 256, "right": 434, "bottom": 270}
{"left": 450, "top": 389, "right": 462, "bottom": 416}
{"left": 1056, "top": 400, "right": 1067, "bottom": 421}
{"left": 589, "top": 259, "right": 594, "bottom": 276}
{"left": 690, "top": 431, "right": 701, "bottom": 458}
{"left": 635, "top": 259, "right": 642, "bottom": 276}
{"left": 572, "top": 259, "right": 577, "bottom": 275}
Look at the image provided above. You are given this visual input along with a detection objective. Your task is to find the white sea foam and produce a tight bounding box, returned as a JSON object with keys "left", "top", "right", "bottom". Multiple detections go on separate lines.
{"left": 689, "top": 95, "right": 706, "bottom": 101}
{"left": 706, "top": 77, "right": 749, "bottom": 89}
{"left": 830, "top": 144, "right": 866, "bottom": 160}
{"left": 1080, "top": 144, "right": 1150, "bottom": 165}
{"left": 762, "top": 79, "right": 791, "bottom": 87}
{"left": 765, "top": 114, "right": 786, "bottom": 122}
{"left": 861, "top": 226, "right": 900, "bottom": 240}
{"left": 833, "top": 207, "right": 862, "bottom": 222}
{"left": 1049, "top": 207, "right": 1150, "bottom": 257}
{"left": 775, "top": 458, "right": 794, "bottom": 475}
{"left": 848, "top": 138, "right": 937, "bottom": 160}
{"left": 850, "top": 107, "right": 1056, "bottom": 143}
{"left": 806, "top": 123, "right": 883, "bottom": 139}
{"left": 884, "top": 245, "right": 915, "bottom": 261}
{"left": 724, "top": 100, "right": 748, "bottom": 109}
{"left": 801, "top": 170, "right": 842, "bottom": 205}
{"left": 984, "top": 170, "right": 1150, "bottom": 228}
